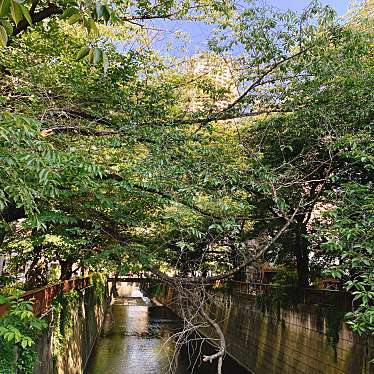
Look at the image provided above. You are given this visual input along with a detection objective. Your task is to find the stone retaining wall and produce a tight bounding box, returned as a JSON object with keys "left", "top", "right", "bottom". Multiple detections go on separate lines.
{"left": 154, "top": 285, "right": 374, "bottom": 374}
{"left": 34, "top": 284, "right": 110, "bottom": 374}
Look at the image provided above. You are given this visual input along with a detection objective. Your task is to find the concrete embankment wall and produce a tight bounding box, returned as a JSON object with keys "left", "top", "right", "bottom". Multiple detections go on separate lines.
{"left": 34, "top": 284, "right": 110, "bottom": 374}
{"left": 154, "top": 286, "right": 374, "bottom": 374}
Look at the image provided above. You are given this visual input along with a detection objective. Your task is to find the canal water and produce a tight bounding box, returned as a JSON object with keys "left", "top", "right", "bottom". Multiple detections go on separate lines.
{"left": 85, "top": 283, "right": 249, "bottom": 374}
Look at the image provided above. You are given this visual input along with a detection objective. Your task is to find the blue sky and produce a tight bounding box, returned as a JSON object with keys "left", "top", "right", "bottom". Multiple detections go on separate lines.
{"left": 150, "top": 0, "right": 352, "bottom": 57}
{"left": 268, "top": 0, "right": 350, "bottom": 15}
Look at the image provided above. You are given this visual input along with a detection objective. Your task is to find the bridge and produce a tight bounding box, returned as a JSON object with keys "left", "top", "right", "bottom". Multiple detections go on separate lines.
{"left": 107, "top": 277, "right": 155, "bottom": 283}
{"left": 0, "top": 276, "right": 156, "bottom": 317}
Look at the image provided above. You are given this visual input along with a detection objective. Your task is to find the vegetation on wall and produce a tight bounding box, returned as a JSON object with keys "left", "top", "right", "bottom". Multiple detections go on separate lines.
{"left": 51, "top": 290, "right": 81, "bottom": 360}
{"left": 0, "top": 294, "right": 47, "bottom": 373}
{"left": 91, "top": 272, "right": 107, "bottom": 305}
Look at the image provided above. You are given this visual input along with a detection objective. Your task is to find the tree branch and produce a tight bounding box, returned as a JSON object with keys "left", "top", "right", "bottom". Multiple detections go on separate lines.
{"left": 42, "top": 108, "right": 291, "bottom": 139}
{"left": 220, "top": 47, "right": 311, "bottom": 115}
{"left": 12, "top": 3, "right": 63, "bottom": 36}
{"left": 126, "top": 180, "right": 223, "bottom": 220}
{"left": 149, "top": 201, "right": 301, "bottom": 284}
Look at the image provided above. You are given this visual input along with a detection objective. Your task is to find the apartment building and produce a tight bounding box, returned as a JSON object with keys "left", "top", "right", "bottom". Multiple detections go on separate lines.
{"left": 185, "top": 53, "right": 238, "bottom": 112}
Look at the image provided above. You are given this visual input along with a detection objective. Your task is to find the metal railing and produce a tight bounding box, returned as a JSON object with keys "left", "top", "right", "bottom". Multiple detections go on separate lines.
{"left": 0, "top": 276, "right": 92, "bottom": 317}
{"left": 231, "top": 280, "right": 353, "bottom": 311}
{"left": 231, "top": 281, "right": 273, "bottom": 295}
{"left": 107, "top": 277, "right": 153, "bottom": 283}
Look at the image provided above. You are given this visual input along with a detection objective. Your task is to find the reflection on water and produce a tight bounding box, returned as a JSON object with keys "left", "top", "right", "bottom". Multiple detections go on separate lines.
{"left": 85, "top": 283, "right": 248, "bottom": 374}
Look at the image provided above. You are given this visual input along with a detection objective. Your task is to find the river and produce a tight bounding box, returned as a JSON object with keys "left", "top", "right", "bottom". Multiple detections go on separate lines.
{"left": 85, "top": 283, "right": 249, "bottom": 374}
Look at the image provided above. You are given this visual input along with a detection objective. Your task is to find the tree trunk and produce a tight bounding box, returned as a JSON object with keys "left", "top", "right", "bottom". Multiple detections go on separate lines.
{"left": 0, "top": 256, "right": 5, "bottom": 276}
{"left": 60, "top": 260, "right": 73, "bottom": 280}
{"left": 0, "top": 230, "right": 5, "bottom": 277}
{"left": 231, "top": 247, "right": 246, "bottom": 281}
{"left": 25, "top": 244, "right": 45, "bottom": 289}
{"left": 111, "top": 273, "right": 119, "bottom": 297}
{"left": 293, "top": 222, "right": 310, "bottom": 288}
{"left": 0, "top": 202, "right": 26, "bottom": 275}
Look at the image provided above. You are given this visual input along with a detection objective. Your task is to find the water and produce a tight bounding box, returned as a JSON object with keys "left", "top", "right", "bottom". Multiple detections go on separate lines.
{"left": 85, "top": 283, "right": 249, "bottom": 374}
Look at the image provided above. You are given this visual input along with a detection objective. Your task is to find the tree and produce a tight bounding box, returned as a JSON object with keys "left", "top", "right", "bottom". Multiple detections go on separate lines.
{"left": 0, "top": 1, "right": 373, "bottom": 370}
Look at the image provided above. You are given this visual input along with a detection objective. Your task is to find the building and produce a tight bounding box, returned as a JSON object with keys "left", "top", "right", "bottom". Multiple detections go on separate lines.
{"left": 185, "top": 53, "right": 238, "bottom": 112}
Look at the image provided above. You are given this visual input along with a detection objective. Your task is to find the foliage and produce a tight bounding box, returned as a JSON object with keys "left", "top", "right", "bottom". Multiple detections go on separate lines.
{"left": 92, "top": 272, "right": 107, "bottom": 304}
{"left": 0, "top": 292, "right": 47, "bottom": 373}
{"left": 51, "top": 290, "right": 81, "bottom": 358}
{"left": 271, "top": 266, "right": 298, "bottom": 287}
{"left": 0, "top": 0, "right": 373, "bottom": 342}
{"left": 321, "top": 183, "right": 374, "bottom": 335}
{"left": 256, "top": 286, "right": 346, "bottom": 357}
{"left": 0, "top": 0, "right": 232, "bottom": 71}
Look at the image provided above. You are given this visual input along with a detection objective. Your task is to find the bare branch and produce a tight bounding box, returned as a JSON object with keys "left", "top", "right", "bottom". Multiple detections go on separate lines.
{"left": 148, "top": 200, "right": 301, "bottom": 286}
{"left": 220, "top": 47, "right": 311, "bottom": 114}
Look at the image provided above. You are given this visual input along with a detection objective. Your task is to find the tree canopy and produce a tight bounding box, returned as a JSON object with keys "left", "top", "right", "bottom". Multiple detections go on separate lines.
{"left": 0, "top": 0, "right": 373, "bottom": 365}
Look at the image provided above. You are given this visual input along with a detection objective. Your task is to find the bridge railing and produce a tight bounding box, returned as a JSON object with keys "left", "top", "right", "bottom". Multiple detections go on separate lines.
{"left": 103, "top": 276, "right": 353, "bottom": 311}
{"left": 0, "top": 276, "right": 92, "bottom": 317}
{"left": 231, "top": 280, "right": 353, "bottom": 311}
{"left": 107, "top": 277, "right": 153, "bottom": 282}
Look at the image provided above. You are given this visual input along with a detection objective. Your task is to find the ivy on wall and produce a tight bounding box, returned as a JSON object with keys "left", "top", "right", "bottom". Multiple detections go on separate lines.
{"left": 0, "top": 273, "right": 108, "bottom": 373}
{"left": 91, "top": 273, "right": 107, "bottom": 305}
{"left": 51, "top": 289, "right": 81, "bottom": 360}
{"left": 255, "top": 286, "right": 347, "bottom": 357}
{"left": 51, "top": 273, "right": 108, "bottom": 366}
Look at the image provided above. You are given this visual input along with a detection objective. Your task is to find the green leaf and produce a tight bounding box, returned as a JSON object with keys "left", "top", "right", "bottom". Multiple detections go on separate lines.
{"left": 110, "top": 10, "right": 117, "bottom": 22}
{"left": 60, "top": 6, "right": 78, "bottom": 20}
{"left": 93, "top": 47, "right": 102, "bottom": 65}
{"left": 67, "top": 12, "right": 80, "bottom": 25}
{"left": 0, "top": 0, "right": 11, "bottom": 18}
{"left": 10, "top": 0, "right": 22, "bottom": 26}
{"left": 96, "top": 4, "right": 106, "bottom": 19}
{"left": 88, "top": 17, "right": 98, "bottom": 35}
{"left": 5, "top": 331, "right": 14, "bottom": 341}
{"left": 88, "top": 47, "right": 93, "bottom": 63}
{"left": 0, "top": 24, "right": 7, "bottom": 48}
{"left": 76, "top": 46, "right": 90, "bottom": 61}
{"left": 102, "top": 51, "right": 109, "bottom": 73}
{"left": 0, "top": 19, "right": 13, "bottom": 35}
{"left": 102, "top": 5, "right": 110, "bottom": 22}
{"left": 20, "top": 4, "right": 32, "bottom": 26}
{"left": 21, "top": 339, "right": 28, "bottom": 349}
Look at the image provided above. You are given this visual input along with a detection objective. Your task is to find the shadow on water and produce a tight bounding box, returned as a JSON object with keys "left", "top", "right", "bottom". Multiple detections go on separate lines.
{"left": 85, "top": 283, "right": 249, "bottom": 374}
